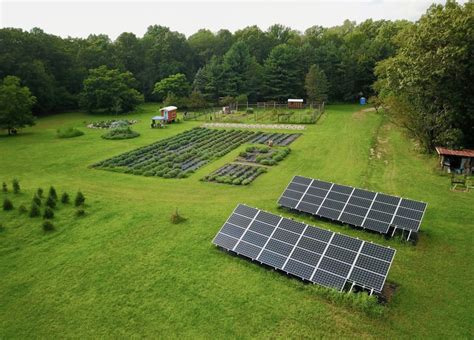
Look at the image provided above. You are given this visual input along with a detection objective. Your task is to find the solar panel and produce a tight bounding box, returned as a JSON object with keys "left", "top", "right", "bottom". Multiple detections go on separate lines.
{"left": 213, "top": 204, "right": 396, "bottom": 293}
{"left": 278, "top": 176, "right": 427, "bottom": 238}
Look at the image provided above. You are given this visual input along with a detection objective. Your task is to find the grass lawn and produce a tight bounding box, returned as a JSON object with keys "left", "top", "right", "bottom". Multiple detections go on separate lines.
{"left": 0, "top": 103, "right": 472, "bottom": 338}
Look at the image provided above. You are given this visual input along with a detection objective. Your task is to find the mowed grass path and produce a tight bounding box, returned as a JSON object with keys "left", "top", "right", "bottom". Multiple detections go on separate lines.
{"left": 0, "top": 104, "right": 472, "bottom": 338}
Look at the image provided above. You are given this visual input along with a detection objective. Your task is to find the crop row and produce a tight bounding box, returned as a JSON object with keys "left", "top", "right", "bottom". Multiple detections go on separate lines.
{"left": 238, "top": 146, "right": 291, "bottom": 166}
{"left": 92, "top": 128, "right": 300, "bottom": 179}
{"left": 202, "top": 164, "right": 267, "bottom": 185}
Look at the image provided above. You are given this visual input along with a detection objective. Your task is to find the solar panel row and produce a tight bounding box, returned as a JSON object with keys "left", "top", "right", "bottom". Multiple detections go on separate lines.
{"left": 213, "top": 204, "right": 396, "bottom": 293}
{"left": 278, "top": 176, "right": 427, "bottom": 236}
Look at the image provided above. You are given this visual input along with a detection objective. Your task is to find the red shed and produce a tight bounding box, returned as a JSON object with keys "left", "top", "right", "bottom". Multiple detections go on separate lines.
{"left": 288, "top": 99, "right": 303, "bottom": 109}
{"left": 435, "top": 147, "right": 474, "bottom": 174}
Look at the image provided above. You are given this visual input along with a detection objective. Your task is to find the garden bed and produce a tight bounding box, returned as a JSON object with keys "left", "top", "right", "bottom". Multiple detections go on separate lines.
{"left": 237, "top": 146, "right": 291, "bottom": 166}
{"left": 87, "top": 119, "right": 138, "bottom": 129}
{"left": 202, "top": 164, "right": 267, "bottom": 185}
{"left": 92, "top": 128, "right": 300, "bottom": 179}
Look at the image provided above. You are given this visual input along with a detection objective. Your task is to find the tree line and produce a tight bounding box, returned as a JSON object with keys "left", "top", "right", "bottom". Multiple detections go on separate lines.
{"left": 0, "top": 1, "right": 472, "bottom": 149}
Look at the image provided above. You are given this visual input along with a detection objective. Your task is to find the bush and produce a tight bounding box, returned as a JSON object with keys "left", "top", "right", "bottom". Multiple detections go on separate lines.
{"left": 43, "top": 207, "right": 54, "bottom": 219}
{"left": 12, "top": 178, "right": 20, "bottom": 194}
{"left": 241, "top": 179, "right": 251, "bottom": 185}
{"left": 46, "top": 195, "right": 56, "bottom": 209}
{"left": 33, "top": 194, "right": 42, "bottom": 206}
{"left": 246, "top": 108, "right": 254, "bottom": 114}
{"left": 170, "top": 208, "right": 186, "bottom": 224}
{"left": 61, "top": 192, "right": 70, "bottom": 204}
{"left": 29, "top": 202, "right": 41, "bottom": 217}
{"left": 49, "top": 186, "right": 58, "bottom": 201}
{"left": 37, "top": 188, "right": 43, "bottom": 198}
{"left": 2, "top": 182, "right": 7, "bottom": 192}
{"left": 3, "top": 198, "right": 14, "bottom": 211}
{"left": 76, "top": 208, "right": 86, "bottom": 217}
{"left": 57, "top": 127, "right": 84, "bottom": 138}
{"left": 75, "top": 191, "right": 85, "bottom": 207}
{"left": 18, "top": 204, "right": 28, "bottom": 214}
{"left": 101, "top": 126, "right": 140, "bottom": 140}
{"left": 42, "top": 221, "right": 55, "bottom": 232}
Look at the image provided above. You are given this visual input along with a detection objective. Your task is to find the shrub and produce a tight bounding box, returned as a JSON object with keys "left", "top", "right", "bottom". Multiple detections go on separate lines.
{"left": 46, "top": 195, "right": 57, "bottom": 209}
{"left": 246, "top": 108, "right": 254, "bottom": 114}
{"left": 33, "top": 194, "right": 42, "bottom": 206}
{"left": 61, "top": 192, "right": 70, "bottom": 204}
{"left": 101, "top": 126, "right": 140, "bottom": 140}
{"left": 239, "top": 151, "right": 248, "bottom": 157}
{"left": 43, "top": 207, "right": 54, "bottom": 219}
{"left": 37, "top": 187, "right": 44, "bottom": 198}
{"left": 273, "top": 155, "right": 284, "bottom": 162}
{"left": 29, "top": 202, "right": 41, "bottom": 217}
{"left": 3, "top": 198, "right": 14, "bottom": 211}
{"left": 241, "top": 179, "right": 251, "bottom": 185}
{"left": 49, "top": 186, "right": 58, "bottom": 201}
{"left": 57, "top": 127, "right": 84, "bottom": 138}
{"left": 76, "top": 208, "right": 86, "bottom": 217}
{"left": 42, "top": 221, "right": 55, "bottom": 232}
{"left": 2, "top": 182, "right": 7, "bottom": 192}
{"left": 75, "top": 191, "right": 85, "bottom": 207}
{"left": 170, "top": 208, "right": 186, "bottom": 224}
{"left": 12, "top": 178, "right": 20, "bottom": 194}
{"left": 232, "top": 178, "right": 242, "bottom": 185}
{"left": 18, "top": 204, "right": 28, "bottom": 214}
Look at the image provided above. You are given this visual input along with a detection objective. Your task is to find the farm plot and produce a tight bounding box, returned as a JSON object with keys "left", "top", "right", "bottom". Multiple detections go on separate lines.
{"left": 202, "top": 163, "right": 267, "bottom": 185}
{"left": 249, "top": 132, "right": 300, "bottom": 146}
{"left": 237, "top": 146, "right": 291, "bottom": 166}
{"left": 92, "top": 128, "right": 300, "bottom": 179}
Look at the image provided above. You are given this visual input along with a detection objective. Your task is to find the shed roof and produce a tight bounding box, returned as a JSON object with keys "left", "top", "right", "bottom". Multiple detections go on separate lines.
{"left": 435, "top": 147, "right": 474, "bottom": 157}
{"left": 160, "top": 106, "right": 177, "bottom": 111}
{"left": 288, "top": 99, "right": 303, "bottom": 103}
{"left": 152, "top": 116, "right": 166, "bottom": 120}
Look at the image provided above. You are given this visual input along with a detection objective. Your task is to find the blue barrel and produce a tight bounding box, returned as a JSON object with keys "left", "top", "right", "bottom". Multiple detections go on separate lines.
{"left": 360, "top": 97, "right": 366, "bottom": 105}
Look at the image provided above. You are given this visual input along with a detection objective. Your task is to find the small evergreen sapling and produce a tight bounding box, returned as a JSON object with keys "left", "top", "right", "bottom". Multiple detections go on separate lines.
{"left": 37, "top": 188, "right": 44, "bottom": 198}
{"left": 33, "top": 194, "right": 42, "bottom": 206}
{"left": 43, "top": 207, "right": 54, "bottom": 219}
{"left": 12, "top": 179, "right": 20, "bottom": 194}
{"left": 60, "top": 192, "right": 70, "bottom": 204}
{"left": 74, "top": 191, "right": 85, "bottom": 207}
{"left": 3, "top": 198, "right": 14, "bottom": 211}
{"left": 48, "top": 186, "right": 58, "bottom": 201}
{"left": 42, "top": 221, "right": 55, "bottom": 232}
{"left": 2, "top": 182, "right": 7, "bottom": 192}
{"left": 30, "top": 202, "right": 41, "bottom": 217}
{"left": 29, "top": 202, "right": 41, "bottom": 217}
{"left": 46, "top": 195, "right": 56, "bottom": 209}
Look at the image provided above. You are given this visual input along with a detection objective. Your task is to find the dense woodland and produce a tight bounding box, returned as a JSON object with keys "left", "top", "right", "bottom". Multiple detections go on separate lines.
{"left": 0, "top": 1, "right": 472, "bottom": 149}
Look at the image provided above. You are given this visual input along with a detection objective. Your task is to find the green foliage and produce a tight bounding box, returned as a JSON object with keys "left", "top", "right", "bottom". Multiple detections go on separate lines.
{"left": 18, "top": 204, "right": 28, "bottom": 214}
{"left": 60, "top": 192, "right": 70, "bottom": 204}
{"left": 3, "top": 198, "right": 14, "bottom": 211}
{"left": 75, "top": 191, "right": 85, "bottom": 207}
{"left": 246, "top": 108, "right": 254, "bottom": 114}
{"left": 187, "top": 91, "right": 208, "bottom": 109}
{"left": 12, "top": 178, "right": 20, "bottom": 194}
{"left": 33, "top": 194, "right": 42, "bottom": 207}
{"left": 374, "top": 1, "right": 473, "bottom": 149}
{"left": 29, "top": 202, "right": 41, "bottom": 217}
{"left": 101, "top": 126, "right": 140, "bottom": 140}
{"left": 43, "top": 207, "right": 54, "bottom": 219}
{"left": 305, "top": 64, "right": 329, "bottom": 104}
{"left": 46, "top": 196, "right": 56, "bottom": 209}
{"left": 0, "top": 76, "right": 36, "bottom": 135}
{"left": 153, "top": 73, "right": 190, "bottom": 100}
{"left": 2, "top": 182, "right": 7, "bottom": 192}
{"left": 57, "top": 127, "right": 84, "bottom": 138}
{"left": 79, "top": 66, "right": 143, "bottom": 113}
{"left": 76, "top": 208, "right": 86, "bottom": 217}
{"left": 49, "top": 186, "right": 57, "bottom": 201}
{"left": 36, "top": 188, "right": 43, "bottom": 198}
{"left": 42, "top": 220, "right": 55, "bottom": 232}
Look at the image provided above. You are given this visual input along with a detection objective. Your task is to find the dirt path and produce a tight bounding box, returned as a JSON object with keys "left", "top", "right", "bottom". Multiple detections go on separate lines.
{"left": 202, "top": 122, "right": 306, "bottom": 130}
{"left": 352, "top": 107, "right": 376, "bottom": 119}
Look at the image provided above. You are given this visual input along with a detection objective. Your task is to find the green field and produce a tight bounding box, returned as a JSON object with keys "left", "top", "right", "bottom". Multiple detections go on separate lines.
{"left": 1, "top": 104, "right": 472, "bottom": 338}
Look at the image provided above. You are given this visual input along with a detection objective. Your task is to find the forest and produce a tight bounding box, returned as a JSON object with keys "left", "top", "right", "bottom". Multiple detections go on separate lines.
{"left": 0, "top": 1, "right": 472, "bottom": 149}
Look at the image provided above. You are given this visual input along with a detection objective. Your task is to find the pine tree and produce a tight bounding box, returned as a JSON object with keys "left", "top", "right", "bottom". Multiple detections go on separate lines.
{"left": 74, "top": 191, "right": 85, "bottom": 207}
{"left": 29, "top": 202, "right": 41, "bottom": 217}
{"left": 61, "top": 192, "right": 70, "bottom": 204}
{"left": 48, "top": 186, "right": 58, "bottom": 201}
{"left": 305, "top": 65, "right": 329, "bottom": 104}
{"left": 12, "top": 178, "right": 20, "bottom": 194}
{"left": 46, "top": 195, "right": 56, "bottom": 209}
{"left": 43, "top": 207, "right": 54, "bottom": 219}
{"left": 3, "top": 198, "right": 14, "bottom": 211}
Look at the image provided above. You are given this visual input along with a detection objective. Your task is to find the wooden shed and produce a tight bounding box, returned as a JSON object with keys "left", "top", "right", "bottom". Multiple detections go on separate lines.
{"left": 159, "top": 106, "right": 178, "bottom": 123}
{"left": 288, "top": 99, "right": 303, "bottom": 109}
{"left": 435, "top": 147, "right": 474, "bottom": 174}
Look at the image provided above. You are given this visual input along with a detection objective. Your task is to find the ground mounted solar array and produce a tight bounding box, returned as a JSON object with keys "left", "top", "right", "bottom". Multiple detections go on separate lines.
{"left": 213, "top": 204, "right": 396, "bottom": 293}
{"left": 278, "top": 176, "right": 427, "bottom": 238}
